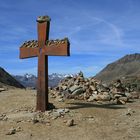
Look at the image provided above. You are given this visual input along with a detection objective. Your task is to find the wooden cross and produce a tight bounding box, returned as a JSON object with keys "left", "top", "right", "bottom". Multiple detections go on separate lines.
{"left": 19, "top": 16, "right": 70, "bottom": 112}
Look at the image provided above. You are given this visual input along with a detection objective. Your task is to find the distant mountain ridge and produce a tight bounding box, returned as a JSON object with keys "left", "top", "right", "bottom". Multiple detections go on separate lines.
{"left": 95, "top": 53, "right": 140, "bottom": 84}
{"left": 14, "top": 73, "right": 74, "bottom": 88}
{"left": 13, "top": 74, "right": 37, "bottom": 88}
{"left": 0, "top": 67, "right": 24, "bottom": 88}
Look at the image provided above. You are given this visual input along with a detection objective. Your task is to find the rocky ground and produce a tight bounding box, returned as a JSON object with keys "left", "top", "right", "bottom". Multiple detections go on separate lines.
{"left": 0, "top": 89, "right": 140, "bottom": 140}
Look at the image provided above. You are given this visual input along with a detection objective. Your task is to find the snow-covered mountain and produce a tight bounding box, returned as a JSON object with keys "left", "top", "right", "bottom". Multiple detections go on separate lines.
{"left": 14, "top": 74, "right": 37, "bottom": 88}
{"left": 14, "top": 73, "right": 74, "bottom": 88}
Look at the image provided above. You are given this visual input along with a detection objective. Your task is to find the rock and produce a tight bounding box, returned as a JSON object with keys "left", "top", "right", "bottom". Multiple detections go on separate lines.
{"left": 87, "top": 115, "right": 94, "bottom": 118}
{"left": 0, "top": 114, "right": 6, "bottom": 121}
{"left": 119, "top": 96, "right": 128, "bottom": 102}
{"left": 2, "top": 117, "right": 8, "bottom": 121}
{"left": 83, "top": 92, "right": 91, "bottom": 100}
{"left": 125, "top": 92, "right": 132, "bottom": 99}
{"left": 97, "top": 84, "right": 109, "bottom": 92}
{"left": 56, "top": 96, "right": 64, "bottom": 102}
{"left": 63, "top": 120, "right": 67, "bottom": 123}
{"left": 58, "top": 98, "right": 64, "bottom": 102}
{"left": 117, "top": 96, "right": 128, "bottom": 104}
{"left": 114, "top": 94, "right": 122, "bottom": 98}
{"left": 56, "top": 109, "right": 65, "bottom": 114}
{"left": 85, "top": 115, "right": 95, "bottom": 121}
{"left": 66, "top": 119, "right": 74, "bottom": 127}
{"left": 97, "top": 100, "right": 103, "bottom": 104}
{"left": 0, "top": 88, "right": 5, "bottom": 92}
{"left": 99, "top": 92, "right": 111, "bottom": 101}
{"left": 0, "top": 114, "right": 7, "bottom": 121}
{"left": 48, "top": 103, "right": 55, "bottom": 110}
{"left": 87, "top": 94, "right": 97, "bottom": 102}
{"left": 88, "top": 93, "right": 110, "bottom": 102}
{"left": 52, "top": 112, "right": 61, "bottom": 118}
{"left": 61, "top": 85, "right": 67, "bottom": 90}
{"left": 6, "top": 128, "right": 16, "bottom": 135}
{"left": 89, "top": 85, "right": 96, "bottom": 91}
{"left": 64, "top": 108, "right": 69, "bottom": 113}
{"left": 117, "top": 99, "right": 126, "bottom": 105}
{"left": 94, "top": 94, "right": 102, "bottom": 101}
{"left": 51, "top": 109, "right": 67, "bottom": 119}
{"left": 69, "top": 85, "right": 80, "bottom": 93}
{"left": 55, "top": 92, "right": 62, "bottom": 96}
{"left": 32, "top": 117, "right": 39, "bottom": 124}
{"left": 46, "top": 123, "right": 51, "bottom": 126}
{"left": 44, "top": 110, "right": 52, "bottom": 116}
{"left": 16, "top": 126, "right": 22, "bottom": 132}
{"left": 93, "top": 91, "right": 98, "bottom": 94}
{"left": 52, "top": 116, "right": 58, "bottom": 120}
{"left": 126, "top": 112, "right": 131, "bottom": 116}
{"left": 125, "top": 109, "right": 135, "bottom": 116}
{"left": 61, "top": 90, "right": 70, "bottom": 96}
{"left": 71, "top": 87, "right": 84, "bottom": 95}
{"left": 88, "top": 117, "right": 95, "bottom": 121}
{"left": 111, "top": 99, "right": 118, "bottom": 104}
{"left": 78, "top": 71, "right": 84, "bottom": 77}
{"left": 6, "top": 126, "right": 22, "bottom": 135}
{"left": 131, "top": 92, "right": 139, "bottom": 99}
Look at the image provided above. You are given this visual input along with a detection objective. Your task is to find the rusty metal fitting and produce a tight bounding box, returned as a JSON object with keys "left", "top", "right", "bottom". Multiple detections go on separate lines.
{"left": 37, "top": 15, "right": 51, "bottom": 23}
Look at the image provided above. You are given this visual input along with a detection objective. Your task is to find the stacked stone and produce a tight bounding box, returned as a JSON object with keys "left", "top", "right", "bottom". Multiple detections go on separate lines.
{"left": 50, "top": 72, "right": 139, "bottom": 104}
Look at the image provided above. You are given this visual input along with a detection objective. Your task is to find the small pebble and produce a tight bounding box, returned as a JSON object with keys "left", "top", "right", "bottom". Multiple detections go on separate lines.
{"left": 6, "top": 128, "right": 16, "bottom": 135}
{"left": 66, "top": 119, "right": 74, "bottom": 127}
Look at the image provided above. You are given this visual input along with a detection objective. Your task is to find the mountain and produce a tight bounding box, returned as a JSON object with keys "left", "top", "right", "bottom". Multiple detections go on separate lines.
{"left": 95, "top": 53, "right": 140, "bottom": 85}
{"left": 48, "top": 73, "right": 73, "bottom": 88}
{"left": 14, "top": 73, "right": 73, "bottom": 88}
{"left": 0, "top": 67, "right": 24, "bottom": 88}
{"left": 13, "top": 74, "right": 37, "bottom": 88}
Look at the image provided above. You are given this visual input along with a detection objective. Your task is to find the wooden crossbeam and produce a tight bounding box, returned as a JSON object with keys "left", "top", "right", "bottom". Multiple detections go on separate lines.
{"left": 20, "top": 38, "right": 70, "bottom": 59}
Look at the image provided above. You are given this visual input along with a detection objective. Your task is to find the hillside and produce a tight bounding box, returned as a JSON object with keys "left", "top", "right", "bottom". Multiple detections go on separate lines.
{"left": 0, "top": 67, "right": 24, "bottom": 88}
{"left": 95, "top": 53, "right": 140, "bottom": 85}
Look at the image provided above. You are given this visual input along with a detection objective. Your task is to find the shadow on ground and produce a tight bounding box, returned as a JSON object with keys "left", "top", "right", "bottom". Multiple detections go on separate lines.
{"left": 67, "top": 102, "right": 126, "bottom": 110}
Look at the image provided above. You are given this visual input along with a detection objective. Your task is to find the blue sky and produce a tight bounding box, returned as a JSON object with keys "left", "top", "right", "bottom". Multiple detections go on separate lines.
{"left": 0, "top": 0, "right": 140, "bottom": 77}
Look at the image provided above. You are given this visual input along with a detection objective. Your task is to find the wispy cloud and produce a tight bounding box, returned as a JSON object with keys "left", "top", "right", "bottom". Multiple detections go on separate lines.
{"left": 0, "top": 0, "right": 140, "bottom": 77}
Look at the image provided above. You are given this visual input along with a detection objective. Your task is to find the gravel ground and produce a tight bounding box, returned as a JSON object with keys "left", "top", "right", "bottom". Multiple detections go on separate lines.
{"left": 0, "top": 89, "right": 140, "bottom": 140}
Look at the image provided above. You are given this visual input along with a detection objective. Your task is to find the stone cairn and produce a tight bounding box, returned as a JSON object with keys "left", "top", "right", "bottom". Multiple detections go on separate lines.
{"left": 50, "top": 72, "right": 139, "bottom": 104}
